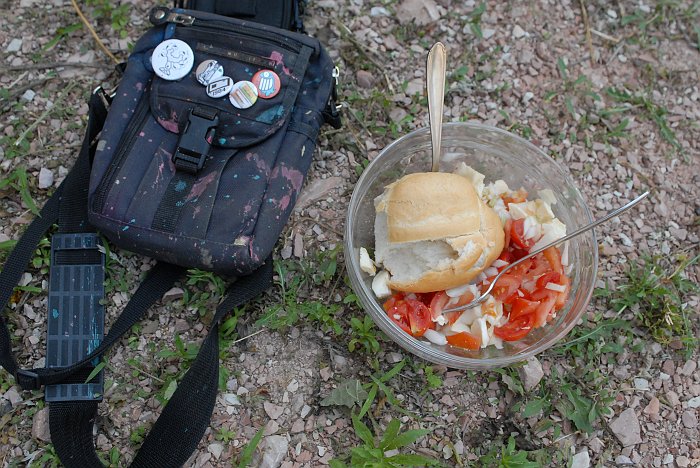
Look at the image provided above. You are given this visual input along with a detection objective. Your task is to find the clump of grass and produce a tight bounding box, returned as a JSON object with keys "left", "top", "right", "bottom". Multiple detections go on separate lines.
{"left": 599, "top": 252, "right": 699, "bottom": 353}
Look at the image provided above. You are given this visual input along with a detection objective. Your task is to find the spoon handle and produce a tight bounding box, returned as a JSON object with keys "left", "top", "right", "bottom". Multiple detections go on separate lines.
{"left": 427, "top": 42, "right": 446, "bottom": 172}
{"left": 442, "top": 191, "right": 650, "bottom": 314}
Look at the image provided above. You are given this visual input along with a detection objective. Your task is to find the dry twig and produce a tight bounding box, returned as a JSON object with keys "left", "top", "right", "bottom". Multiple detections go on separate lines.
{"left": 579, "top": 0, "right": 596, "bottom": 66}
{"left": 1, "top": 62, "right": 104, "bottom": 72}
{"left": 70, "top": 0, "right": 119, "bottom": 64}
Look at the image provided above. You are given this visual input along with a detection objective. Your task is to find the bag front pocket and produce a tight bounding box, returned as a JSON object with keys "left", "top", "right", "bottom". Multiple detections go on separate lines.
{"left": 149, "top": 26, "right": 313, "bottom": 149}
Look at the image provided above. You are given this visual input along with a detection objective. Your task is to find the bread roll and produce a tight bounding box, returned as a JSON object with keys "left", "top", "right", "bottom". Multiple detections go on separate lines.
{"left": 374, "top": 172, "right": 504, "bottom": 293}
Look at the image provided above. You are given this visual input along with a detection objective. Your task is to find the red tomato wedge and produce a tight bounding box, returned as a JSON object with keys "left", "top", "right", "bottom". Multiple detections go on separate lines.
{"left": 554, "top": 275, "right": 571, "bottom": 310}
{"left": 429, "top": 291, "right": 450, "bottom": 321}
{"left": 383, "top": 293, "right": 404, "bottom": 312}
{"left": 446, "top": 331, "right": 482, "bottom": 350}
{"left": 509, "top": 297, "right": 540, "bottom": 319}
{"left": 494, "top": 314, "right": 535, "bottom": 341}
{"left": 510, "top": 219, "right": 535, "bottom": 250}
{"left": 491, "top": 274, "right": 521, "bottom": 303}
{"left": 405, "top": 299, "right": 432, "bottom": 337}
{"left": 543, "top": 246, "right": 563, "bottom": 274}
{"left": 508, "top": 257, "right": 534, "bottom": 276}
{"left": 533, "top": 294, "right": 557, "bottom": 327}
{"left": 536, "top": 271, "right": 561, "bottom": 289}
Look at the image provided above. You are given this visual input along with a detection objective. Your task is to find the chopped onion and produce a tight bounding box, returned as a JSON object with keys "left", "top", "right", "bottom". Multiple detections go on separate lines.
{"left": 423, "top": 329, "right": 447, "bottom": 346}
{"left": 405, "top": 293, "right": 417, "bottom": 300}
{"left": 561, "top": 241, "right": 569, "bottom": 267}
{"left": 484, "top": 267, "right": 499, "bottom": 277}
{"left": 545, "top": 282, "right": 566, "bottom": 292}
{"left": 521, "top": 279, "right": 536, "bottom": 292}
{"left": 477, "top": 272, "right": 487, "bottom": 283}
{"left": 446, "top": 283, "right": 471, "bottom": 298}
{"left": 492, "top": 259, "right": 509, "bottom": 268}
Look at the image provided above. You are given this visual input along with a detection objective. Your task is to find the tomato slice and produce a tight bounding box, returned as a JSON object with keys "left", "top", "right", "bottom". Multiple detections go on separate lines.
{"left": 536, "top": 271, "right": 561, "bottom": 289}
{"left": 415, "top": 292, "right": 435, "bottom": 305}
{"left": 385, "top": 300, "right": 411, "bottom": 334}
{"left": 494, "top": 314, "right": 535, "bottom": 341}
{"left": 509, "top": 297, "right": 540, "bottom": 319}
{"left": 451, "top": 291, "right": 475, "bottom": 308}
{"left": 508, "top": 258, "right": 534, "bottom": 276}
{"left": 491, "top": 274, "right": 521, "bottom": 303}
{"left": 543, "top": 247, "right": 563, "bottom": 274}
{"left": 554, "top": 275, "right": 571, "bottom": 310}
{"left": 405, "top": 299, "right": 432, "bottom": 337}
{"left": 533, "top": 294, "right": 557, "bottom": 327}
{"left": 446, "top": 332, "right": 482, "bottom": 350}
{"left": 502, "top": 188, "right": 528, "bottom": 205}
{"left": 429, "top": 291, "right": 450, "bottom": 321}
{"left": 510, "top": 219, "right": 535, "bottom": 250}
{"left": 503, "top": 218, "right": 512, "bottom": 250}
{"left": 383, "top": 293, "right": 404, "bottom": 312}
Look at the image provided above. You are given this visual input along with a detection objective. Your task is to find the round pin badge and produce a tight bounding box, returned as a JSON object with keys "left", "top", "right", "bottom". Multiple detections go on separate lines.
{"left": 252, "top": 69, "right": 281, "bottom": 99}
{"left": 206, "top": 76, "right": 234, "bottom": 99}
{"left": 229, "top": 81, "right": 259, "bottom": 109}
{"left": 196, "top": 59, "right": 224, "bottom": 86}
{"left": 151, "top": 39, "right": 194, "bottom": 81}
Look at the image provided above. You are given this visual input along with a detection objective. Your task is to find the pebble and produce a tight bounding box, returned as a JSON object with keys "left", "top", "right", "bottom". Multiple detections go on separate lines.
{"left": 369, "top": 6, "right": 390, "bottom": 16}
{"left": 162, "top": 287, "right": 185, "bottom": 303}
{"left": 609, "top": 408, "right": 643, "bottom": 446}
{"left": 634, "top": 378, "right": 650, "bottom": 390}
{"left": 512, "top": 25, "right": 526, "bottom": 39}
{"left": 286, "top": 379, "right": 299, "bottom": 392}
{"left": 2, "top": 387, "right": 22, "bottom": 406}
{"left": 662, "top": 360, "right": 675, "bottom": 375}
{"left": 300, "top": 404, "right": 312, "bottom": 418}
{"left": 688, "top": 396, "right": 700, "bottom": 408}
{"left": 5, "top": 38, "right": 22, "bottom": 52}
{"left": 681, "top": 360, "right": 697, "bottom": 376}
{"left": 355, "top": 70, "right": 374, "bottom": 89}
{"left": 387, "top": 352, "right": 403, "bottom": 363}
{"left": 22, "top": 89, "right": 36, "bottom": 101}
{"left": 571, "top": 449, "right": 590, "bottom": 468}
{"left": 522, "top": 92, "right": 534, "bottom": 104}
{"left": 208, "top": 443, "right": 224, "bottom": 460}
{"left": 482, "top": 28, "right": 496, "bottom": 39}
{"left": 256, "top": 435, "right": 288, "bottom": 468}
{"left": 615, "top": 455, "right": 634, "bottom": 465}
{"left": 644, "top": 397, "right": 660, "bottom": 416}
{"left": 676, "top": 455, "right": 690, "bottom": 467}
{"left": 291, "top": 419, "right": 305, "bottom": 433}
{"left": 588, "top": 437, "right": 604, "bottom": 453}
{"left": 223, "top": 394, "right": 241, "bottom": 406}
{"left": 667, "top": 391, "right": 681, "bottom": 407}
{"left": 662, "top": 454, "right": 674, "bottom": 465}
{"left": 31, "top": 408, "right": 50, "bottom": 442}
{"left": 264, "top": 402, "right": 284, "bottom": 420}
{"left": 681, "top": 410, "right": 697, "bottom": 428}
{"left": 517, "top": 356, "right": 544, "bottom": 391}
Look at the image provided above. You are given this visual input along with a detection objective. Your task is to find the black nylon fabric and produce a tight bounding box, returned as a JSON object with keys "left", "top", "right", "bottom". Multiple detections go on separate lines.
{"left": 50, "top": 401, "right": 102, "bottom": 468}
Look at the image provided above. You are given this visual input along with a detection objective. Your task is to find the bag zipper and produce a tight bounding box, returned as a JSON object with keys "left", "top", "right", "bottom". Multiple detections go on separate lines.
{"left": 153, "top": 8, "right": 307, "bottom": 55}
{"left": 92, "top": 96, "right": 150, "bottom": 213}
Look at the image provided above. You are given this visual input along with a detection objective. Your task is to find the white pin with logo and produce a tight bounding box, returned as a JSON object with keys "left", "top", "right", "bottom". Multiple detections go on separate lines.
{"left": 151, "top": 39, "right": 194, "bottom": 81}
{"left": 229, "top": 81, "right": 259, "bottom": 109}
{"left": 196, "top": 60, "right": 224, "bottom": 85}
{"left": 206, "top": 76, "right": 234, "bottom": 98}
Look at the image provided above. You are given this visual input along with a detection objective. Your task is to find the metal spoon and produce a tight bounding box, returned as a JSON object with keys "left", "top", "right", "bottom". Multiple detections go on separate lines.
{"left": 426, "top": 42, "right": 447, "bottom": 172}
{"left": 442, "top": 191, "right": 650, "bottom": 314}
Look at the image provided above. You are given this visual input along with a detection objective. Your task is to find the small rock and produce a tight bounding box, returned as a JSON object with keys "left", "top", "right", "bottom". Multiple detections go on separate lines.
{"left": 286, "top": 379, "right": 299, "bottom": 392}
{"left": 5, "top": 38, "right": 22, "bottom": 53}
{"left": 607, "top": 9, "right": 618, "bottom": 18}
{"left": 291, "top": 419, "right": 305, "bottom": 433}
{"left": 688, "top": 396, "right": 700, "bottom": 408}
{"left": 662, "top": 453, "right": 673, "bottom": 465}
{"left": 522, "top": 92, "right": 534, "bottom": 104}
{"left": 643, "top": 397, "right": 660, "bottom": 416}
{"left": 681, "top": 360, "right": 697, "bottom": 376}
{"left": 356, "top": 70, "right": 374, "bottom": 89}
{"left": 332, "top": 354, "right": 348, "bottom": 370}
{"left": 31, "top": 408, "right": 51, "bottom": 442}
{"left": 662, "top": 360, "right": 675, "bottom": 375}
{"left": 293, "top": 233, "right": 304, "bottom": 258}
{"left": 370, "top": 6, "right": 390, "bottom": 16}
{"left": 264, "top": 402, "right": 284, "bottom": 420}
{"left": 223, "top": 393, "right": 241, "bottom": 406}
{"left": 588, "top": 437, "right": 604, "bottom": 453}
{"left": 255, "top": 435, "right": 289, "bottom": 468}
{"left": 208, "top": 443, "right": 224, "bottom": 460}
{"left": 615, "top": 455, "right": 634, "bottom": 465}
{"left": 681, "top": 411, "right": 697, "bottom": 428}
{"left": 387, "top": 352, "right": 403, "bottom": 364}
{"left": 482, "top": 28, "right": 496, "bottom": 39}
{"left": 22, "top": 89, "right": 36, "bottom": 101}
{"left": 676, "top": 455, "right": 690, "bottom": 467}
{"left": 319, "top": 367, "right": 332, "bottom": 381}
{"left": 634, "top": 378, "right": 650, "bottom": 390}
{"left": 395, "top": 0, "right": 440, "bottom": 25}
{"left": 162, "top": 287, "right": 185, "bottom": 303}
{"left": 280, "top": 245, "right": 292, "bottom": 259}
{"left": 264, "top": 420, "right": 280, "bottom": 436}
{"left": 571, "top": 449, "right": 590, "bottom": 468}
{"left": 3, "top": 387, "right": 22, "bottom": 406}
{"left": 667, "top": 391, "right": 681, "bottom": 407}
{"left": 512, "top": 25, "right": 526, "bottom": 39}
{"left": 300, "top": 404, "right": 312, "bottom": 418}
{"left": 37, "top": 168, "right": 54, "bottom": 189}
{"left": 517, "top": 357, "right": 544, "bottom": 391}
{"left": 609, "top": 408, "right": 643, "bottom": 446}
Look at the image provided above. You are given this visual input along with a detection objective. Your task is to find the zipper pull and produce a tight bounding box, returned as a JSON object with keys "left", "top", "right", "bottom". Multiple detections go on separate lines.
{"left": 149, "top": 7, "right": 194, "bottom": 26}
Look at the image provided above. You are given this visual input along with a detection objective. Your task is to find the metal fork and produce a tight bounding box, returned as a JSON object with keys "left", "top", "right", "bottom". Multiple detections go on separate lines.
{"left": 442, "top": 191, "right": 650, "bottom": 314}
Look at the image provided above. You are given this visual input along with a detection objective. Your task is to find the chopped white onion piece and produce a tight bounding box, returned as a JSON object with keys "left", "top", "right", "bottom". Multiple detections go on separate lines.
{"left": 446, "top": 283, "right": 471, "bottom": 298}
{"left": 477, "top": 272, "right": 487, "bottom": 283}
{"left": 405, "top": 293, "right": 417, "bottom": 301}
{"left": 492, "top": 259, "right": 509, "bottom": 268}
{"left": 517, "top": 289, "right": 525, "bottom": 297}
{"left": 423, "top": 329, "right": 447, "bottom": 346}
{"left": 371, "top": 271, "right": 392, "bottom": 298}
{"left": 561, "top": 241, "right": 569, "bottom": 267}
{"left": 359, "top": 247, "right": 376, "bottom": 276}
{"left": 435, "top": 315, "right": 447, "bottom": 326}
{"left": 491, "top": 336, "right": 504, "bottom": 349}
{"left": 521, "top": 279, "right": 536, "bottom": 292}
{"left": 484, "top": 267, "right": 499, "bottom": 278}
{"left": 538, "top": 189, "right": 557, "bottom": 206}
{"left": 545, "top": 282, "right": 566, "bottom": 292}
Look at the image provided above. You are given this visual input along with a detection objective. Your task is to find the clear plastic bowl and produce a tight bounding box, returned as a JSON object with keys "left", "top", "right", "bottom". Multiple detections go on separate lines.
{"left": 344, "top": 122, "right": 598, "bottom": 370}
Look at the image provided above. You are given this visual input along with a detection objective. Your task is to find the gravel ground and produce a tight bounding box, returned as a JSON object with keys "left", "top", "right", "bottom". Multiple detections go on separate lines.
{"left": 1, "top": 0, "right": 699, "bottom": 467}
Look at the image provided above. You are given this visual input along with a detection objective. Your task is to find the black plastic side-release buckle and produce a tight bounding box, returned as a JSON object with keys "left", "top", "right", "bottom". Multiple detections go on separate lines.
{"left": 172, "top": 107, "right": 219, "bottom": 174}
{"left": 15, "top": 369, "right": 40, "bottom": 391}
{"left": 45, "top": 233, "right": 105, "bottom": 402}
